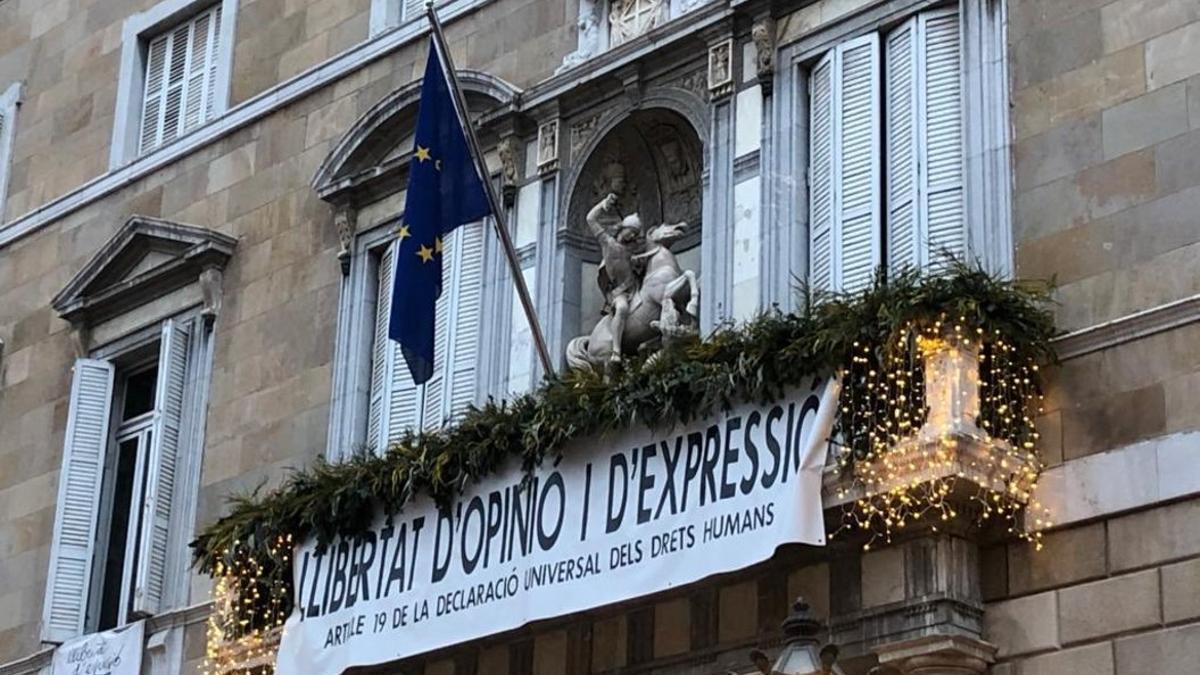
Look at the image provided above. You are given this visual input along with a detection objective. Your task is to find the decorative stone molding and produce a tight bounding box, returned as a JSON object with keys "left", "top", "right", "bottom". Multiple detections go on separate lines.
{"left": 51, "top": 215, "right": 237, "bottom": 327}
{"left": 873, "top": 635, "right": 996, "bottom": 675}
{"left": 707, "top": 39, "right": 734, "bottom": 98}
{"left": 334, "top": 205, "right": 357, "bottom": 275}
{"left": 1053, "top": 293, "right": 1200, "bottom": 360}
{"left": 537, "top": 119, "right": 560, "bottom": 173}
{"left": 751, "top": 17, "right": 776, "bottom": 94}
{"left": 674, "top": 67, "right": 708, "bottom": 101}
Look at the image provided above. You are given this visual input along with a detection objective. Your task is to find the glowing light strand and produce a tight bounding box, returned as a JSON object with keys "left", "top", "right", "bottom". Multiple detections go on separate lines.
{"left": 832, "top": 317, "right": 1052, "bottom": 551}
{"left": 203, "top": 535, "right": 292, "bottom": 675}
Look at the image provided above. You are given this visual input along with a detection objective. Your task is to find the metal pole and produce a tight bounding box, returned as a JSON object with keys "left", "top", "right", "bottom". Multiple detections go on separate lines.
{"left": 425, "top": 1, "right": 556, "bottom": 379}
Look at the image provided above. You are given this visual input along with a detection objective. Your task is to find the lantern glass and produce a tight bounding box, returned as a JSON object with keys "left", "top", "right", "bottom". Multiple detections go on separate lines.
{"left": 773, "top": 641, "right": 822, "bottom": 675}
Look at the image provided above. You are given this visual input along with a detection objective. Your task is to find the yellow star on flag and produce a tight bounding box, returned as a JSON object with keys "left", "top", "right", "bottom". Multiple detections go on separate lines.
{"left": 415, "top": 145, "right": 432, "bottom": 162}
{"left": 434, "top": 237, "right": 444, "bottom": 253}
{"left": 416, "top": 243, "right": 435, "bottom": 262}
{"left": 395, "top": 224, "right": 411, "bottom": 241}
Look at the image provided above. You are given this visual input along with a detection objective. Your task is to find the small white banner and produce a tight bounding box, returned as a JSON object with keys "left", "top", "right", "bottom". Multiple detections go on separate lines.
{"left": 51, "top": 620, "right": 144, "bottom": 675}
{"left": 276, "top": 378, "right": 838, "bottom": 674}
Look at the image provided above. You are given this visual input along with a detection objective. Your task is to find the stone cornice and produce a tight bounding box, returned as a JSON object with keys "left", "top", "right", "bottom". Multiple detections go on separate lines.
{"left": 1052, "top": 293, "right": 1200, "bottom": 360}
{"left": 0, "top": 0, "right": 495, "bottom": 252}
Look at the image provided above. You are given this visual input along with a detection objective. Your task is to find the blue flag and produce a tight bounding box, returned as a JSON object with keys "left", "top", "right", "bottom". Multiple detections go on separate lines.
{"left": 388, "top": 42, "right": 491, "bottom": 384}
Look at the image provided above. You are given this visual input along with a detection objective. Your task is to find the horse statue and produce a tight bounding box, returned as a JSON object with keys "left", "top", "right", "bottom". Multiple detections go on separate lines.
{"left": 566, "top": 198, "right": 700, "bottom": 371}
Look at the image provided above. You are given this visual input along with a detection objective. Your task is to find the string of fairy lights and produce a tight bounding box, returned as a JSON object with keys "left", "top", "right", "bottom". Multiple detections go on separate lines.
{"left": 201, "top": 315, "right": 1051, "bottom": 672}
{"left": 203, "top": 535, "right": 292, "bottom": 675}
{"left": 832, "top": 316, "right": 1051, "bottom": 551}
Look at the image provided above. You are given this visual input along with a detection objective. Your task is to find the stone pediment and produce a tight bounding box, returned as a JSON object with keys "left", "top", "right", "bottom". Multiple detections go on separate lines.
{"left": 52, "top": 216, "right": 236, "bottom": 326}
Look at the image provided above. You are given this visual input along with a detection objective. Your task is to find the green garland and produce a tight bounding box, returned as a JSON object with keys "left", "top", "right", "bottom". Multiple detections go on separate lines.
{"left": 191, "top": 263, "right": 1056, "bottom": 614}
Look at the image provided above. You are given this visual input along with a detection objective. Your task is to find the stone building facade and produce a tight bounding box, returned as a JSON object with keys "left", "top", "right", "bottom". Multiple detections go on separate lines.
{"left": 0, "top": 0, "right": 1197, "bottom": 673}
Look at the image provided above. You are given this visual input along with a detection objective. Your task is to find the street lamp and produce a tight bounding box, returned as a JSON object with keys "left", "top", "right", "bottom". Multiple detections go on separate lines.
{"left": 749, "top": 597, "right": 843, "bottom": 675}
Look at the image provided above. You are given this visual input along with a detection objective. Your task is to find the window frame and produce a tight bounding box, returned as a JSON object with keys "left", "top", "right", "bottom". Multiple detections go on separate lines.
{"left": 43, "top": 307, "right": 215, "bottom": 642}
{"left": 109, "top": 0, "right": 238, "bottom": 169}
{"left": 768, "top": 0, "right": 1012, "bottom": 301}
{"left": 0, "top": 81, "right": 23, "bottom": 224}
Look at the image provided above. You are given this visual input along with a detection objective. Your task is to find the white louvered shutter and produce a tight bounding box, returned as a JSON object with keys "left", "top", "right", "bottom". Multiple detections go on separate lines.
{"left": 138, "top": 5, "right": 221, "bottom": 155}
{"left": 420, "top": 237, "right": 452, "bottom": 430}
{"left": 403, "top": 0, "right": 425, "bottom": 22}
{"left": 808, "top": 35, "right": 881, "bottom": 293}
{"left": 886, "top": 18, "right": 919, "bottom": 273}
{"left": 42, "top": 360, "right": 115, "bottom": 643}
{"left": 444, "top": 222, "right": 484, "bottom": 417}
{"left": 133, "top": 320, "right": 192, "bottom": 616}
{"left": 369, "top": 241, "right": 422, "bottom": 449}
{"left": 836, "top": 35, "right": 882, "bottom": 293}
{"left": 885, "top": 9, "right": 964, "bottom": 273}
{"left": 807, "top": 54, "right": 834, "bottom": 293}
{"left": 920, "top": 8, "right": 964, "bottom": 272}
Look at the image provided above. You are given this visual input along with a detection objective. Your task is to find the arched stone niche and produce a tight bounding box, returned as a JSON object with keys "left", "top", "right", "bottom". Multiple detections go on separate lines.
{"left": 562, "top": 106, "right": 705, "bottom": 342}
{"left": 566, "top": 108, "right": 703, "bottom": 238}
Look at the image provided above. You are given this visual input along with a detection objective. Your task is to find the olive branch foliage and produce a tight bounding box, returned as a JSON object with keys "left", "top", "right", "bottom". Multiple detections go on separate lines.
{"left": 191, "top": 262, "right": 1056, "bottom": 621}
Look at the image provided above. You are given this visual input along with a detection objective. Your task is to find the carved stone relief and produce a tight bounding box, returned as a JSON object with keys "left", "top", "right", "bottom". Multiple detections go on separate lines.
{"left": 334, "top": 206, "right": 357, "bottom": 275}
{"left": 558, "top": 0, "right": 604, "bottom": 73}
{"left": 609, "top": 0, "right": 668, "bottom": 47}
{"left": 707, "top": 39, "right": 733, "bottom": 98}
{"left": 537, "top": 119, "right": 559, "bottom": 172}
{"left": 570, "top": 113, "right": 603, "bottom": 161}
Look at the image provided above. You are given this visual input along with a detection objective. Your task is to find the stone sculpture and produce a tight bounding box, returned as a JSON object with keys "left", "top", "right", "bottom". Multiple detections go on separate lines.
{"left": 566, "top": 192, "right": 700, "bottom": 371}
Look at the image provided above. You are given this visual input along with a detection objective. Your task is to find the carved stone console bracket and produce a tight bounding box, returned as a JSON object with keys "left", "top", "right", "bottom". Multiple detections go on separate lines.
{"left": 334, "top": 205, "right": 357, "bottom": 276}
{"left": 751, "top": 17, "right": 776, "bottom": 95}
{"left": 873, "top": 635, "right": 996, "bottom": 675}
{"left": 199, "top": 267, "right": 224, "bottom": 321}
{"left": 498, "top": 136, "right": 521, "bottom": 207}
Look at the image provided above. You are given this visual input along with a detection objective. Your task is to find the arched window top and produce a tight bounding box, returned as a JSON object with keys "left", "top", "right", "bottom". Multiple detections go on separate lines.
{"left": 312, "top": 69, "right": 521, "bottom": 204}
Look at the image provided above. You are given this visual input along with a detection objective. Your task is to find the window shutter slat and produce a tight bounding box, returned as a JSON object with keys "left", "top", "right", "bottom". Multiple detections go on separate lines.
{"left": 403, "top": 0, "right": 425, "bottom": 22}
{"left": 836, "top": 35, "right": 882, "bottom": 293}
{"left": 133, "top": 320, "right": 192, "bottom": 616}
{"left": 205, "top": 5, "right": 222, "bottom": 119}
{"left": 886, "top": 18, "right": 919, "bottom": 273}
{"left": 807, "top": 54, "right": 834, "bottom": 292}
{"left": 367, "top": 243, "right": 394, "bottom": 449}
{"left": 379, "top": 239, "right": 421, "bottom": 444}
{"left": 920, "top": 8, "right": 964, "bottom": 271}
{"left": 42, "top": 359, "right": 115, "bottom": 643}
{"left": 139, "top": 36, "right": 169, "bottom": 154}
{"left": 446, "top": 222, "right": 484, "bottom": 416}
{"left": 420, "top": 233, "right": 452, "bottom": 430}
{"left": 183, "top": 11, "right": 211, "bottom": 132}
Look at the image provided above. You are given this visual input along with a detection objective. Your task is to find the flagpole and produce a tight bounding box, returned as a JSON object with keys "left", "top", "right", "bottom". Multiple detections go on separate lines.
{"left": 424, "top": 1, "right": 555, "bottom": 379}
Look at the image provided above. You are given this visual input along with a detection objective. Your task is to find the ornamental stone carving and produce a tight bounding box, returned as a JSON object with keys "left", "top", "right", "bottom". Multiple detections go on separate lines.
{"left": 609, "top": 0, "right": 668, "bottom": 47}
{"left": 537, "top": 119, "right": 559, "bottom": 172}
{"left": 708, "top": 39, "right": 733, "bottom": 98}
{"left": 566, "top": 193, "right": 700, "bottom": 371}
{"left": 751, "top": 17, "right": 776, "bottom": 93}
{"left": 558, "top": 0, "right": 604, "bottom": 73}
{"left": 570, "top": 113, "right": 602, "bottom": 161}
{"left": 498, "top": 136, "right": 520, "bottom": 206}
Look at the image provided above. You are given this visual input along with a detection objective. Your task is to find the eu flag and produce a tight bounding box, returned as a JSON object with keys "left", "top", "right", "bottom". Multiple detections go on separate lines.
{"left": 388, "top": 42, "right": 491, "bottom": 384}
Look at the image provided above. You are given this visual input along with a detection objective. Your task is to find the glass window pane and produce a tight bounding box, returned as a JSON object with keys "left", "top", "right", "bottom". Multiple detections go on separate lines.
{"left": 97, "top": 438, "right": 139, "bottom": 630}
{"left": 121, "top": 366, "right": 158, "bottom": 420}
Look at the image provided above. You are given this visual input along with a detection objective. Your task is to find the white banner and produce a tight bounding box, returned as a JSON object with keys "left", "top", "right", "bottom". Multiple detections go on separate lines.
{"left": 51, "top": 621, "right": 144, "bottom": 675}
{"left": 276, "top": 378, "right": 838, "bottom": 674}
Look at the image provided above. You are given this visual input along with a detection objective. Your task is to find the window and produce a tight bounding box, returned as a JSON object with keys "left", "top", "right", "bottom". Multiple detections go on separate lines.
{"left": 110, "top": 0, "right": 236, "bottom": 167}
{"left": 369, "top": 0, "right": 453, "bottom": 37}
{"left": 807, "top": 7, "right": 965, "bottom": 292}
{"left": 364, "top": 222, "right": 486, "bottom": 450}
{"left": 609, "top": 0, "right": 668, "bottom": 47}
{"left": 43, "top": 320, "right": 198, "bottom": 640}
{"left": 137, "top": 4, "right": 223, "bottom": 155}
{"left": 0, "top": 82, "right": 21, "bottom": 223}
